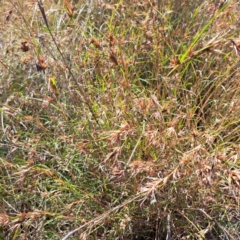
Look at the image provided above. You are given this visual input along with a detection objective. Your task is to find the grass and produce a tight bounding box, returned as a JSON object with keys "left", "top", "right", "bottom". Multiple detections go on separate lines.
{"left": 0, "top": 0, "right": 239, "bottom": 239}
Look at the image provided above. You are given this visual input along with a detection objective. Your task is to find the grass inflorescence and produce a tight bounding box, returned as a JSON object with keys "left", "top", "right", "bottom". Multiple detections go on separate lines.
{"left": 0, "top": 0, "right": 239, "bottom": 239}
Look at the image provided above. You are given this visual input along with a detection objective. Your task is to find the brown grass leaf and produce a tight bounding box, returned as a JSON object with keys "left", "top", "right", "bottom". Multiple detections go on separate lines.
{"left": 64, "top": 0, "right": 74, "bottom": 18}
{"left": 42, "top": 96, "right": 54, "bottom": 109}
{"left": 134, "top": 97, "right": 154, "bottom": 114}
{"left": 231, "top": 38, "right": 240, "bottom": 57}
{"left": 129, "top": 160, "right": 157, "bottom": 176}
{"left": 66, "top": 200, "right": 84, "bottom": 210}
{"left": 111, "top": 165, "right": 125, "bottom": 180}
{"left": 90, "top": 38, "right": 101, "bottom": 49}
{"left": 106, "top": 122, "right": 133, "bottom": 144}
{"left": 104, "top": 146, "right": 122, "bottom": 162}
{"left": 24, "top": 115, "right": 34, "bottom": 121}
{"left": 109, "top": 33, "right": 117, "bottom": 47}
{"left": 230, "top": 169, "right": 240, "bottom": 185}
{"left": 140, "top": 178, "right": 162, "bottom": 193}
{"left": 144, "top": 125, "right": 162, "bottom": 147}
{"left": 109, "top": 49, "right": 118, "bottom": 66}
{"left": 0, "top": 214, "right": 9, "bottom": 226}
{"left": 119, "top": 121, "right": 131, "bottom": 132}
{"left": 36, "top": 56, "right": 47, "bottom": 72}
{"left": 170, "top": 57, "right": 180, "bottom": 67}
{"left": 76, "top": 141, "right": 88, "bottom": 154}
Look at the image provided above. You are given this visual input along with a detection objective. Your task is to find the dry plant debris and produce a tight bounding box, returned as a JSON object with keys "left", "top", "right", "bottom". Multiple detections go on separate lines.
{"left": 0, "top": 0, "right": 239, "bottom": 239}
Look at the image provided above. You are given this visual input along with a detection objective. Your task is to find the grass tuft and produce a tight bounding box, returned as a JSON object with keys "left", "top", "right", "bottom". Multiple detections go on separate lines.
{"left": 0, "top": 0, "right": 239, "bottom": 239}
